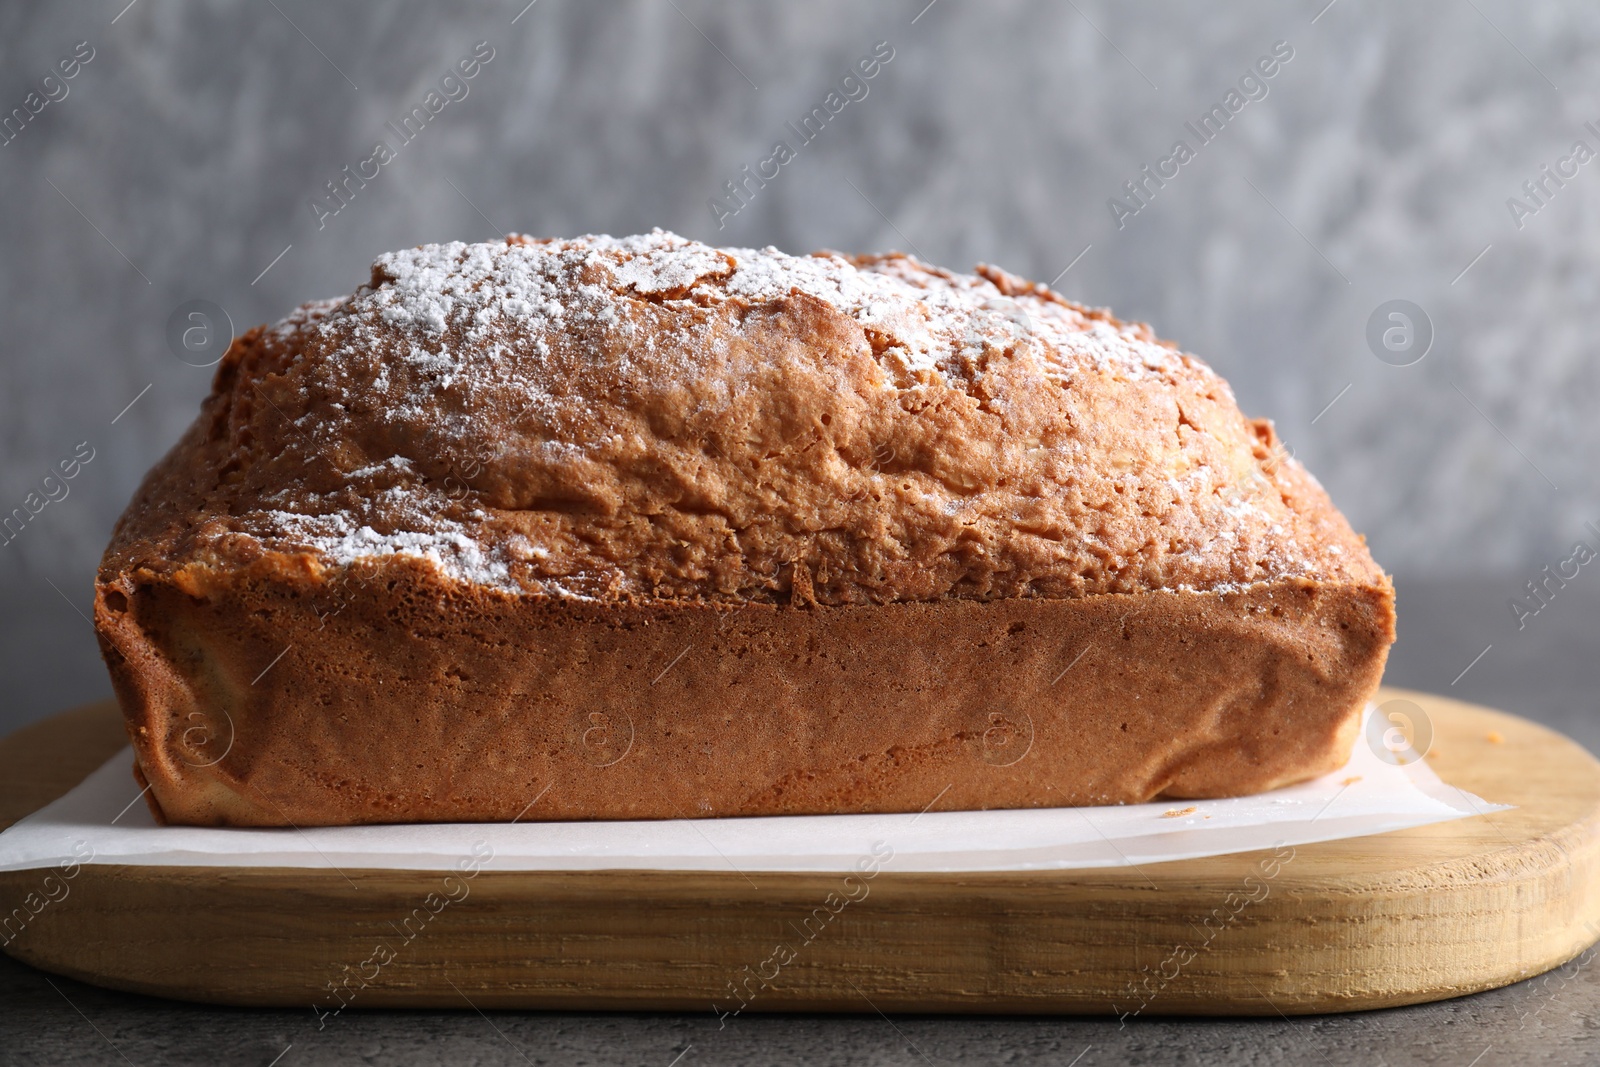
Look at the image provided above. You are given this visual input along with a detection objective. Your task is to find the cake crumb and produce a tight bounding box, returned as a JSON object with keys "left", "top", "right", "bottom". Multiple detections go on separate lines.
{"left": 1161, "top": 806, "right": 1198, "bottom": 818}
{"left": 1340, "top": 775, "right": 1362, "bottom": 786}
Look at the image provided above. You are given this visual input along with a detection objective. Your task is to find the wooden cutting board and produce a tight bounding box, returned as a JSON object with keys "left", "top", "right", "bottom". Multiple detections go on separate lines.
{"left": 1, "top": 687, "right": 1596, "bottom": 1016}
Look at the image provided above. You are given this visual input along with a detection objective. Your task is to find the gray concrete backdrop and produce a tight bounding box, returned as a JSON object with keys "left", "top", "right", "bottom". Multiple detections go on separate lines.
{"left": 2, "top": 0, "right": 1599, "bottom": 732}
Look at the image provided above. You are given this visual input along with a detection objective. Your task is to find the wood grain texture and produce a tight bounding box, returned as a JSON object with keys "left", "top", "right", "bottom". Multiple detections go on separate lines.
{"left": 1, "top": 687, "right": 1596, "bottom": 1016}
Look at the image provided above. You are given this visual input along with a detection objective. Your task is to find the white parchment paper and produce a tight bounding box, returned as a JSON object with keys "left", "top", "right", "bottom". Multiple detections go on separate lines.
{"left": 0, "top": 707, "right": 1509, "bottom": 874}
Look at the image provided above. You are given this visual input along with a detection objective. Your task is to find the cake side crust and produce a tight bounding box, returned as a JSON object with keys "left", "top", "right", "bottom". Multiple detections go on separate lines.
{"left": 94, "top": 560, "right": 1394, "bottom": 827}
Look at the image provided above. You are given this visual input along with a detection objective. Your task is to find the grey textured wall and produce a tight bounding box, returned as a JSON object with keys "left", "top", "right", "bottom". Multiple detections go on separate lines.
{"left": 2, "top": 0, "right": 1598, "bottom": 725}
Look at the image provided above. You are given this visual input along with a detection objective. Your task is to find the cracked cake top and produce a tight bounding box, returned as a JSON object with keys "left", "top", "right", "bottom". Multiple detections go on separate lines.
{"left": 102, "top": 230, "right": 1384, "bottom": 605}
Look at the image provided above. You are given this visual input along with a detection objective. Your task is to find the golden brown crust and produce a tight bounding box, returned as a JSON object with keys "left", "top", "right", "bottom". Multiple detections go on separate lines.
{"left": 93, "top": 232, "right": 1395, "bottom": 826}
{"left": 96, "top": 565, "right": 1392, "bottom": 826}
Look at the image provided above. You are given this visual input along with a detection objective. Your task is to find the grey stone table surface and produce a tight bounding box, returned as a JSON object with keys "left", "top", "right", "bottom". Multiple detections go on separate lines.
{"left": 1, "top": 575, "right": 1598, "bottom": 1067}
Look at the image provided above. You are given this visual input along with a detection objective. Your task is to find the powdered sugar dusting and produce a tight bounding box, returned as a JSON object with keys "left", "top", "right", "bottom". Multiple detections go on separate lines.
{"left": 609, "top": 233, "right": 732, "bottom": 294}
{"left": 297, "top": 230, "right": 1183, "bottom": 383}
{"left": 263, "top": 508, "right": 517, "bottom": 592}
